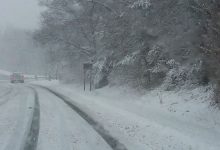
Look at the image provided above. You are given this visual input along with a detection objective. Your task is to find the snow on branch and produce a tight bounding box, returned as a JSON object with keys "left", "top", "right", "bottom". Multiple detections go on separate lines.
{"left": 87, "top": 0, "right": 118, "bottom": 16}
{"left": 130, "top": 0, "right": 151, "bottom": 9}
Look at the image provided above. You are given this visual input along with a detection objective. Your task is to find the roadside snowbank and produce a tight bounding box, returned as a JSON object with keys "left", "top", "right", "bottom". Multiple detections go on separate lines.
{"left": 33, "top": 80, "right": 220, "bottom": 150}
{"left": 0, "top": 69, "right": 11, "bottom": 76}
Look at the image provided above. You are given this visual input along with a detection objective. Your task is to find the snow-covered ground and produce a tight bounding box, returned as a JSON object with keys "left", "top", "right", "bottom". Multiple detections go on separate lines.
{"left": 33, "top": 80, "right": 220, "bottom": 150}
{"left": 0, "top": 82, "right": 114, "bottom": 150}
{"left": 36, "top": 87, "right": 112, "bottom": 150}
{"left": 0, "top": 69, "right": 11, "bottom": 76}
{"left": 0, "top": 69, "right": 10, "bottom": 81}
{"left": 0, "top": 80, "right": 219, "bottom": 150}
{"left": 0, "top": 85, "right": 35, "bottom": 150}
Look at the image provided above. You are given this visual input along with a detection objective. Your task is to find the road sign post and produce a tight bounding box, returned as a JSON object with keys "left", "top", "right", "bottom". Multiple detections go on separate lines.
{"left": 83, "top": 63, "right": 93, "bottom": 91}
{"left": 84, "top": 69, "right": 86, "bottom": 91}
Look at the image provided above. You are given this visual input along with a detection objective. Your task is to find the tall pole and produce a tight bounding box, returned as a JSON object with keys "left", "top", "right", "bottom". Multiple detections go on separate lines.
{"left": 84, "top": 69, "right": 86, "bottom": 91}
{"left": 83, "top": 62, "right": 93, "bottom": 91}
{"left": 90, "top": 69, "right": 92, "bottom": 91}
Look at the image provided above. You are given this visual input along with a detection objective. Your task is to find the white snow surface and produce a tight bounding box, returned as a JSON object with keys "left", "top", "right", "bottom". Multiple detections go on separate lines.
{"left": 36, "top": 87, "right": 112, "bottom": 150}
{"left": 116, "top": 51, "right": 139, "bottom": 66}
{"left": 0, "top": 69, "right": 11, "bottom": 76}
{"left": 0, "top": 85, "right": 35, "bottom": 150}
{"left": 33, "top": 80, "right": 220, "bottom": 150}
{"left": 0, "top": 82, "right": 113, "bottom": 150}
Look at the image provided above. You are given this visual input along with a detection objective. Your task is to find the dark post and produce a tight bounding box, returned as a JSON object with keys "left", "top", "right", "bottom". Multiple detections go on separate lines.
{"left": 84, "top": 69, "right": 86, "bottom": 91}
{"left": 90, "top": 69, "right": 92, "bottom": 91}
{"left": 83, "top": 63, "right": 93, "bottom": 91}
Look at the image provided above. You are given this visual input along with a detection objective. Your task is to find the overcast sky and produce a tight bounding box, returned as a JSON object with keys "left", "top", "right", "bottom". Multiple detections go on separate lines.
{"left": 0, "top": 0, "right": 43, "bottom": 31}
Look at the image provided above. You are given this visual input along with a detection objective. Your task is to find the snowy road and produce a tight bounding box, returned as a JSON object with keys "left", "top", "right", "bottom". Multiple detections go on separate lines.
{"left": 0, "top": 84, "right": 35, "bottom": 150}
{"left": 0, "top": 83, "right": 127, "bottom": 150}
{"left": 1, "top": 82, "right": 220, "bottom": 150}
{"left": 32, "top": 81, "right": 220, "bottom": 150}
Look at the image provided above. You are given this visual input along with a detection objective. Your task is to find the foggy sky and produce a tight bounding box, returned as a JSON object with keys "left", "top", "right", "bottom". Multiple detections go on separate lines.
{"left": 0, "top": 0, "right": 43, "bottom": 30}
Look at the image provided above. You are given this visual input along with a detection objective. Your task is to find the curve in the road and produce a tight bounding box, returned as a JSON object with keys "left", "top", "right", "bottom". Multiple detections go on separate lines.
{"left": 37, "top": 85, "right": 128, "bottom": 150}
{"left": 23, "top": 87, "right": 40, "bottom": 150}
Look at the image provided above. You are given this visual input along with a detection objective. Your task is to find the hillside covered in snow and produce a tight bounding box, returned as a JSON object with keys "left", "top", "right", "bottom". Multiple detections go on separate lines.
{"left": 34, "top": 0, "right": 220, "bottom": 106}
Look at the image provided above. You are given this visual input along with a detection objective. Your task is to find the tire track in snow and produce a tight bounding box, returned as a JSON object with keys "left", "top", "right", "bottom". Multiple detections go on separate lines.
{"left": 36, "top": 85, "right": 127, "bottom": 150}
{"left": 3, "top": 87, "right": 35, "bottom": 150}
{"left": 23, "top": 87, "right": 40, "bottom": 150}
{"left": 0, "top": 87, "right": 23, "bottom": 150}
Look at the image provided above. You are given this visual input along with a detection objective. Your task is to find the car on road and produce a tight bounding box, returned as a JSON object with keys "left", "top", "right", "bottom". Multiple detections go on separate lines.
{"left": 10, "top": 72, "right": 24, "bottom": 83}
